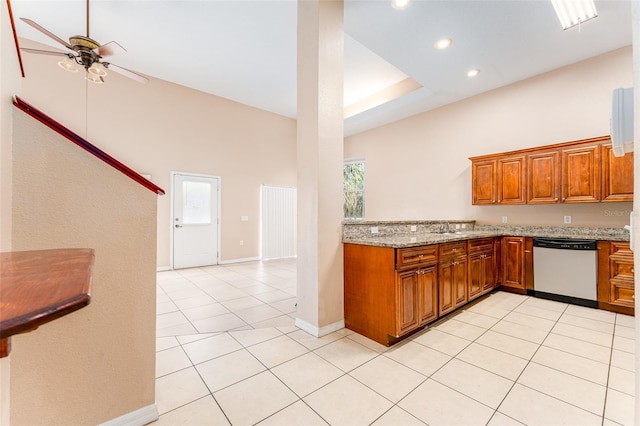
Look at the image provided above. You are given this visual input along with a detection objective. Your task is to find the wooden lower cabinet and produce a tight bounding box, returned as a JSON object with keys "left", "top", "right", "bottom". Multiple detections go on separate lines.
{"left": 597, "top": 241, "right": 635, "bottom": 315}
{"left": 468, "top": 238, "right": 496, "bottom": 300}
{"left": 396, "top": 264, "right": 438, "bottom": 335}
{"left": 344, "top": 237, "right": 500, "bottom": 346}
{"left": 344, "top": 243, "right": 439, "bottom": 345}
{"left": 500, "top": 236, "right": 532, "bottom": 293}
{"left": 439, "top": 242, "right": 467, "bottom": 316}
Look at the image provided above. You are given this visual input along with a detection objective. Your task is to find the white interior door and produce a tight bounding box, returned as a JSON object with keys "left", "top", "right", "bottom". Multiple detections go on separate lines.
{"left": 173, "top": 173, "right": 219, "bottom": 269}
{"left": 261, "top": 185, "right": 297, "bottom": 260}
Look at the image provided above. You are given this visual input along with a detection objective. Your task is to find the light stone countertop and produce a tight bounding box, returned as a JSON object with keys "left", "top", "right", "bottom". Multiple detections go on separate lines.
{"left": 342, "top": 224, "right": 629, "bottom": 248}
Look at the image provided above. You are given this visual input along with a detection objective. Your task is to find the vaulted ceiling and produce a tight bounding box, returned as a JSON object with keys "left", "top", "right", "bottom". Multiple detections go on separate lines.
{"left": 9, "top": 0, "right": 633, "bottom": 136}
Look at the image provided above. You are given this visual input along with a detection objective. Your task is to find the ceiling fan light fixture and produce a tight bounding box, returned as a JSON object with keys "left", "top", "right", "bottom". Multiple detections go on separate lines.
{"left": 550, "top": 0, "right": 598, "bottom": 30}
{"left": 391, "top": 0, "right": 412, "bottom": 10}
{"left": 86, "top": 72, "right": 104, "bottom": 84}
{"left": 88, "top": 62, "right": 107, "bottom": 77}
{"left": 57, "top": 56, "right": 78, "bottom": 73}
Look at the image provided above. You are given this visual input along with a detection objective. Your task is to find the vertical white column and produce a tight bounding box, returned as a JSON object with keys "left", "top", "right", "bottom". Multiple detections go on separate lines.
{"left": 633, "top": 2, "right": 640, "bottom": 424}
{"left": 296, "top": 0, "right": 345, "bottom": 336}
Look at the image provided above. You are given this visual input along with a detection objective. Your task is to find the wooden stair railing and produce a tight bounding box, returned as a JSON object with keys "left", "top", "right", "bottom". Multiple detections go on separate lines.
{"left": 13, "top": 97, "right": 165, "bottom": 195}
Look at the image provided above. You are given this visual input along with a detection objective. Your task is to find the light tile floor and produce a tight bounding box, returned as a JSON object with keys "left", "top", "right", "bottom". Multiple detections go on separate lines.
{"left": 154, "top": 259, "right": 636, "bottom": 425}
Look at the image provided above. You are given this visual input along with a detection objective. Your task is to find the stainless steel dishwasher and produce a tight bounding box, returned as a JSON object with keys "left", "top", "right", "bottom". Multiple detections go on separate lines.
{"left": 532, "top": 237, "right": 598, "bottom": 308}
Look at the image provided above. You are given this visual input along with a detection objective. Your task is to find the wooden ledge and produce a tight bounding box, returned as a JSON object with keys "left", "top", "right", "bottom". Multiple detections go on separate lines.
{"left": 0, "top": 249, "right": 94, "bottom": 357}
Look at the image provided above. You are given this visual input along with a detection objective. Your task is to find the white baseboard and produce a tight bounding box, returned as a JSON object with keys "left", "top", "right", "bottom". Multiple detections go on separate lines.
{"left": 98, "top": 404, "right": 158, "bottom": 426}
{"left": 156, "top": 265, "right": 171, "bottom": 272}
{"left": 295, "top": 318, "right": 345, "bottom": 337}
{"left": 219, "top": 256, "right": 261, "bottom": 265}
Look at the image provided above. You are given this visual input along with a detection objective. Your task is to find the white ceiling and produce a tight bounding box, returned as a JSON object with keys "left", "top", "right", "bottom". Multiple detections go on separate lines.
{"left": 9, "top": 0, "right": 633, "bottom": 136}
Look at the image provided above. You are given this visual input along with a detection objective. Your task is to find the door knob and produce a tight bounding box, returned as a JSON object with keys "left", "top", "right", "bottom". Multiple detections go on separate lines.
{"left": 175, "top": 224, "right": 183, "bottom": 228}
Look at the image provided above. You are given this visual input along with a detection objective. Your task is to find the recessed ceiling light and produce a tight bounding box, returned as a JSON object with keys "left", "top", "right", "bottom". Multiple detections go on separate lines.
{"left": 391, "top": 0, "right": 412, "bottom": 10}
{"left": 467, "top": 69, "right": 480, "bottom": 78}
{"left": 434, "top": 38, "right": 452, "bottom": 50}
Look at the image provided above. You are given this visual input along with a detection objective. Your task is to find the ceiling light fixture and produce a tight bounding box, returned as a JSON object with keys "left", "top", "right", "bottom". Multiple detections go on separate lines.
{"left": 88, "top": 62, "right": 107, "bottom": 77}
{"left": 57, "top": 56, "right": 78, "bottom": 73}
{"left": 467, "top": 69, "right": 480, "bottom": 78}
{"left": 86, "top": 72, "right": 104, "bottom": 84}
{"left": 391, "top": 0, "right": 412, "bottom": 10}
{"left": 434, "top": 38, "right": 452, "bottom": 50}
{"left": 550, "top": 0, "right": 598, "bottom": 30}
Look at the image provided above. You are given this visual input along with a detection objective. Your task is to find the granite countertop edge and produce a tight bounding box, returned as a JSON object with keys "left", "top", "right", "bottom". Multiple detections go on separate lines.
{"left": 343, "top": 226, "right": 630, "bottom": 248}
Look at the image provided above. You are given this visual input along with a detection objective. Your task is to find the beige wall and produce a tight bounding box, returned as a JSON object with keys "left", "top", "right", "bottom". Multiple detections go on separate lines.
{"left": 1, "top": 3, "right": 23, "bottom": 424}
{"left": 10, "top": 111, "right": 157, "bottom": 425}
{"left": 345, "top": 47, "right": 634, "bottom": 229}
{"left": 19, "top": 40, "right": 297, "bottom": 268}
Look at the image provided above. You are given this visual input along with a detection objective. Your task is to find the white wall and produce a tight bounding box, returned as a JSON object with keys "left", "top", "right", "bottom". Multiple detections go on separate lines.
{"left": 18, "top": 40, "right": 297, "bottom": 268}
{"left": 345, "top": 47, "right": 633, "bottom": 229}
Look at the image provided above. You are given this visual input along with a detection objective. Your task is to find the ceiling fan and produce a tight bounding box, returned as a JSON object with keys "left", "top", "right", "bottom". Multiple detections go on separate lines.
{"left": 19, "top": 1, "right": 148, "bottom": 85}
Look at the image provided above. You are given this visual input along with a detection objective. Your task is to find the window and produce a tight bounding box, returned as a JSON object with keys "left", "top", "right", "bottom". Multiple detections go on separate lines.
{"left": 344, "top": 160, "right": 365, "bottom": 219}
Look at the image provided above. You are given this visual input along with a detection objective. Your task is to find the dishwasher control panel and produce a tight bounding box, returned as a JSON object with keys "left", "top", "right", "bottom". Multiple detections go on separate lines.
{"left": 532, "top": 238, "right": 597, "bottom": 251}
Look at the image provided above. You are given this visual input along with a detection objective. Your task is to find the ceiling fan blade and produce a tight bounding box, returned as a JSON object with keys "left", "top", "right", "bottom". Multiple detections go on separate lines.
{"left": 94, "top": 41, "right": 126, "bottom": 58}
{"left": 103, "top": 63, "right": 149, "bottom": 84}
{"left": 19, "top": 18, "right": 72, "bottom": 50}
{"left": 21, "top": 47, "right": 71, "bottom": 57}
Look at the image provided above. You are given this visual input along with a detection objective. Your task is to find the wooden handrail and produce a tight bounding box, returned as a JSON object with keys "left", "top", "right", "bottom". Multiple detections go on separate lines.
{"left": 13, "top": 97, "right": 165, "bottom": 195}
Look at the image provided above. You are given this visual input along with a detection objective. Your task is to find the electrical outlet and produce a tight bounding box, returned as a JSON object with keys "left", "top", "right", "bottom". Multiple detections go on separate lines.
{"left": 240, "top": 240, "right": 244, "bottom": 246}
{"left": 410, "top": 225, "right": 417, "bottom": 232}
{"left": 564, "top": 215, "right": 572, "bottom": 224}
{"left": 241, "top": 215, "right": 249, "bottom": 222}
{"left": 455, "top": 224, "right": 460, "bottom": 230}
{"left": 370, "top": 226, "right": 379, "bottom": 234}
{"left": 502, "top": 216, "right": 508, "bottom": 223}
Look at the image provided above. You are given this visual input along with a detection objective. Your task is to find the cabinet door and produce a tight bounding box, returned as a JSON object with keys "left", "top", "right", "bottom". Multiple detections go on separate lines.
{"left": 502, "top": 237, "right": 525, "bottom": 290}
{"left": 472, "top": 159, "right": 497, "bottom": 205}
{"left": 396, "top": 269, "right": 419, "bottom": 335}
{"left": 561, "top": 144, "right": 600, "bottom": 203}
{"left": 498, "top": 156, "right": 526, "bottom": 204}
{"left": 438, "top": 261, "right": 455, "bottom": 316}
{"left": 468, "top": 253, "right": 483, "bottom": 301}
{"left": 527, "top": 150, "right": 560, "bottom": 204}
{"left": 481, "top": 251, "right": 496, "bottom": 293}
{"left": 418, "top": 265, "right": 438, "bottom": 324}
{"left": 601, "top": 144, "right": 634, "bottom": 202}
{"left": 453, "top": 257, "right": 468, "bottom": 307}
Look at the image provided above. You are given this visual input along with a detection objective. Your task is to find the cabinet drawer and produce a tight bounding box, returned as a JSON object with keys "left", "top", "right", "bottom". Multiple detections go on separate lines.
{"left": 440, "top": 242, "right": 467, "bottom": 258}
{"left": 610, "top": 279, "right": 634, "bottom": 307}
{"left": 397, "top": 246, "right": 438, "bottom": 269}
{"left": 467, "top": 238, "right": 494, "bottom": 253}
{"left": 610, "top": 257, "right": 634, "bottom": 280}
{"left": 611, "top": 242, "right": 632, "bottom": 257}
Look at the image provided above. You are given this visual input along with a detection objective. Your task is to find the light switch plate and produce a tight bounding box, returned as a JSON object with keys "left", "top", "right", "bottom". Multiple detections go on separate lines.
{"left": 564, "top": 215, "right": 572, "bottom": 224}
{"left": 370, "top": 226, "right": 379, "bottom": 234}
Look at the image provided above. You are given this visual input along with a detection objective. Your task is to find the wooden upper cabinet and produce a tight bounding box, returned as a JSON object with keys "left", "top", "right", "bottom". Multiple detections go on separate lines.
{"left": 470, "top": 136, "right": 629, "bottom": 206}
{"left": 601, "top": 143, "right": 634, "bottom": 202}
{"left": 527, "top": 150, "right": 560, "bottom": 204}
{"left": 472, "top": 159, "right": 497, "bottom": 205}
{"left": 561, "top": 144, "right": 600, "bottom": 203}
{"left": 497, "top": 156, "right": 526, "bottom": 204}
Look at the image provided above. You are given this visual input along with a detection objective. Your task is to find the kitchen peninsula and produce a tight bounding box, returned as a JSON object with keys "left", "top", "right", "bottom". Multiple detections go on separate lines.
{"left": 343, "top": 220, "right": 632, "bottom": 346}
